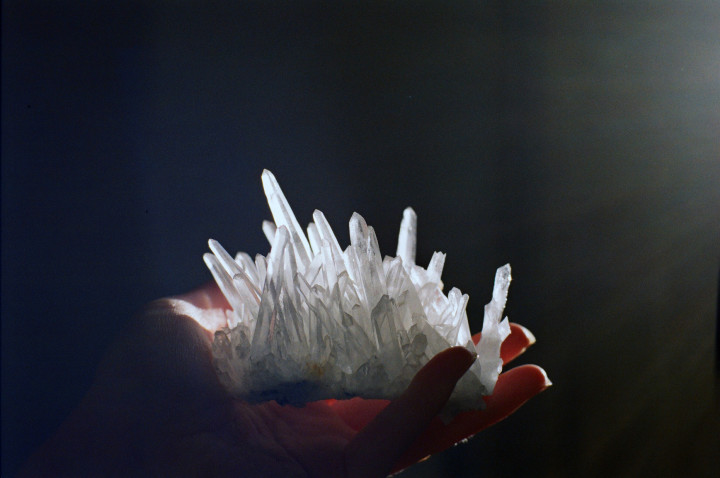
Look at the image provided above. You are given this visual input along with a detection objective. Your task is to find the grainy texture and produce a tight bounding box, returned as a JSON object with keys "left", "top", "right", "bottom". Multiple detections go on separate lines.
{"left": 3, "top": 1, "right": 719, "bottom": 476}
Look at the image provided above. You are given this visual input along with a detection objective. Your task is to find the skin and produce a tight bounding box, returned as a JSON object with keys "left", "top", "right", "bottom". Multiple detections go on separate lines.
{"left": 21, "top": 282, "right": 550, "bottom": 477}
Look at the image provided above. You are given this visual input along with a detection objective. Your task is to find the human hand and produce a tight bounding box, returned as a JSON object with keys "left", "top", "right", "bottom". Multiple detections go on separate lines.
{"left": 22, "top": 282, "right": 549, "bottom": 478}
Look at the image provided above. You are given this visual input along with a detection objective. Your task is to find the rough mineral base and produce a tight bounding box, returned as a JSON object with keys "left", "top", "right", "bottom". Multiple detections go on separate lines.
{"left": 205, "top": 170, "right": 512, "bottom": 413}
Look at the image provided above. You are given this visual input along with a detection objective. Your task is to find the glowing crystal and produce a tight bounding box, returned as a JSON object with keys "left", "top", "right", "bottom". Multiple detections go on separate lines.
{"left": 207, "top": 170, "right": 512, "bottom": 412}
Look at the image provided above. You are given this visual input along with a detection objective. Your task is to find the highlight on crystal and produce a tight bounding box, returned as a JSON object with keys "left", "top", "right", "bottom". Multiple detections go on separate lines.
{"left": 204, "top": 169, "right": 514, "bottom": 413}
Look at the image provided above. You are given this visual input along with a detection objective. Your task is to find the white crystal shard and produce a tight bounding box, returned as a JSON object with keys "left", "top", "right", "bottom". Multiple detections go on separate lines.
{"left": 207, "top": 170, "right": 517, "bottom": 412}
{"left": 396, "top": 207, "right": 417, "bottom": 266}
{"left": 262, "top": 170, "right": 312, "bottom": 269}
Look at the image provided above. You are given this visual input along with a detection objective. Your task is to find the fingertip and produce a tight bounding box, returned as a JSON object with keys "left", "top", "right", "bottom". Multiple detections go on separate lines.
{"left": 516, "top": 324, "right": 536, "bottom": 345}
{"left": 405, "top": 347, "right": 477, "bottom": 402}
{"left": 535, "top": 365, "right": 552, "bottom": 387}
{"left": 485, "top": 364, "right": 551, "bottom": 410}
{"left": 435, "top": 346, "right": 477, "bottom": 379}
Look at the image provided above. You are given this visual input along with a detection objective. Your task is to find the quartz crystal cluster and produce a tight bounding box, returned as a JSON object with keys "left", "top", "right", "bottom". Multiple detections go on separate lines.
{"left": 205, "top": 170, "right": 512, "bottom": 412}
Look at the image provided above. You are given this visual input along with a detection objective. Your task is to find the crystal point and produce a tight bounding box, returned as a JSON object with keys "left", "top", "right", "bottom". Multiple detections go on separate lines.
{"left": 396, "top": 207, "right": 417, "bottom": 266}
{"left": 261, "top": 170, "right": 312, "bottom": 263}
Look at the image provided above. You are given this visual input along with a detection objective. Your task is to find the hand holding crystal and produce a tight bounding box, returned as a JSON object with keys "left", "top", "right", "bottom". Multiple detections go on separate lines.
{"left": 21, "top": 282, "right": 548, "bottom": 477}
{"left": 23, "top": 170, "right": 550, "bottom": 476}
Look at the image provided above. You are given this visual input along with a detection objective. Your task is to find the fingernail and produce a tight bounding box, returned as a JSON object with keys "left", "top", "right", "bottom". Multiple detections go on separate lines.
{"left": 517, "top": 324, "right": 536, "bottom": 345}
{"left": 538, "top": 366, "right": 552, "bottom": 387}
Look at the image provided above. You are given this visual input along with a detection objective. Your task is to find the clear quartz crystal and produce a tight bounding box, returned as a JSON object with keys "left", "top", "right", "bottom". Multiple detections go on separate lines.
{"left": 207, "top": 170, "right": 512, "bottom": 412}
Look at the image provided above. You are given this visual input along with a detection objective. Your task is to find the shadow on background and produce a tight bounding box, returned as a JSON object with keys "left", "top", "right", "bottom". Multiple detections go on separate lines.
{"left": 3, "top": 1, "right": 719, "bottom": 476}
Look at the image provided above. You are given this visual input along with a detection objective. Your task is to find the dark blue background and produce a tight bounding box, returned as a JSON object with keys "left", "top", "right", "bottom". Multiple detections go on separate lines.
{"left": 3, "top": 1, "right": 719, "bottom": 476}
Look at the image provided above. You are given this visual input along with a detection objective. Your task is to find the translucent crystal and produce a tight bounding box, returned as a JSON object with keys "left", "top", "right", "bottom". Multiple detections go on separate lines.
{"left": 207, "top": 169, "right": 515, "bottom": 412}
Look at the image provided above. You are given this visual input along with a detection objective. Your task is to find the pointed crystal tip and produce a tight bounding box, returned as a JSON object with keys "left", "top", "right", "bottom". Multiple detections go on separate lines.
{"left": 396, "top": 207, "right": 417, "bottom": 266}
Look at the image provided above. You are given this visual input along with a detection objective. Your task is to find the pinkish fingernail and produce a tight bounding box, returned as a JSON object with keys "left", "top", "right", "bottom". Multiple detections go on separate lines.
{"left": 517, "top": 324, "right": 536, "bottom": 345}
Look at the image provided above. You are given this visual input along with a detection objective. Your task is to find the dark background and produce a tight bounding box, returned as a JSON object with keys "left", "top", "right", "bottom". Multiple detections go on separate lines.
{"left": 3, "top": 1, "right": 719, "bottom": 476}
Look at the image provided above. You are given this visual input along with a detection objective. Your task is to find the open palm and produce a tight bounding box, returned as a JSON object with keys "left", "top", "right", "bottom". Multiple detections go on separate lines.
{"left": 23, "top": 283, "right": 549, "bottom": 477}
